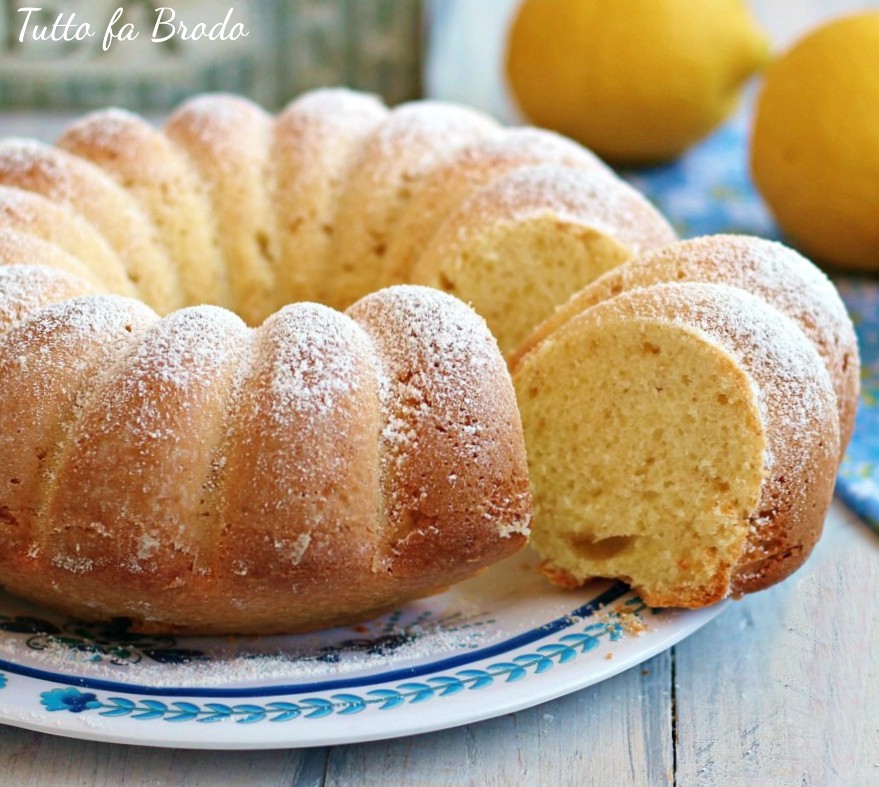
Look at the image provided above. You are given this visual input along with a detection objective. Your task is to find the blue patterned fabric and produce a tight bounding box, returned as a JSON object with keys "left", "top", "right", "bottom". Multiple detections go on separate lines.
{"left": 834, "top": 281, "right": 879, "bottom": 531}
{"left": 619, "top": 103, "right": 879, "bottom": 533}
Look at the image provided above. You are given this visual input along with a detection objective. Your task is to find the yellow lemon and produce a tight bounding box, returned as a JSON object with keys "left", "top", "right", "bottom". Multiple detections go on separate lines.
{"left": 505, "top": 0, "right": 768, "bottom": 164}
{"left": 751, "top": 12, "right": 879, "bottom": 271}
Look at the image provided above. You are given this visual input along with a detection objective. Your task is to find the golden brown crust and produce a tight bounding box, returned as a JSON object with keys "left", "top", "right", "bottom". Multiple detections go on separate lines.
{"left": 0, "top": 265, "right": 98, "bottom": 332}
{"left": 165, "top": 94, "right": 277, "bottom": 325}
{"left": 272, "top": 88, "right": 388, "bottom": 304}
{"left": 0, "top": 91, "right": 538, "bottom": 634}
{"left": 0, "top": 283, "right": 529, "bottom": 634}
{"left": 412, "top": 166, "right": 677, "bottom": 356}
{"left": 0, "top": 185, "right": 135, "bottom": 297}
{"left": 43, "top": 307, "right": 247, "bottom": 610}
{"left": 383, "top": 127, "right": 613, "bottom": 287}
{"left": 538, "top": 561, "right": 583, "bottom": 590}
{"left": 0, "top": 295, "right": 158, "bottom": 601}
{"left": 348, "top": 286, "right": 531, "bottom": 589}
{"left": 0, "top": 140, "right": 180, "bottom": 312}
{"left": 322, "top": 101, "right": 500, "bottom": 309}
{"left": 628, "top": 283, "right": 840, "bottom": 599}
{"left": 58, "top": 108, "right": 229, "bottom": 309}
{"left": 210, "top": 303, "right": 387, "bottom": 632}
{"left": 0, "top": 90, "right": 847, "bottom": 628}
{"left": 631, "top": 567, "right": 731, "bottom": 609}
{"left": 0, "top": 230, "right": 106, "bottom": 290}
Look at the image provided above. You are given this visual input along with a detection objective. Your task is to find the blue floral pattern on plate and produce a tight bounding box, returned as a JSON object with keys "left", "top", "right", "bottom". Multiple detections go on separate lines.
{"left": 0, "top": 572, "right": 726, "bottom": 749}
{"left": 32, "top": 598, "right": 650, "bottom": 725}
{"left": 40, "top": 687, "right": 101, "bottom": 713}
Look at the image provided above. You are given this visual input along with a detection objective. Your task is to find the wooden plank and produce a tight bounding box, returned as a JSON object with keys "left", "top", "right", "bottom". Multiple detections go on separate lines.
{"left": 0, "top": 725, "right": 328, "bottom": 786}
{"left": 0, "top": 646, "right": 672, "bottom": 787}
{"left": 324, "top": 650, "right": 673, "bottom": 787}
{"left": 674, "top": 501, "right": 879, "bottom": 785}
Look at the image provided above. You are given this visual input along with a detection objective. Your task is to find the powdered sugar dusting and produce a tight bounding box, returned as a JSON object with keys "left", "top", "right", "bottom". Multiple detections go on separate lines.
{"left": 261, "top": 303, "right": 364, "bottom": 422}
{"left": 448, "top": 126, "right": 611, "bottom": 176}
{"left": 6, "top": 294, "right": 155, "bottom": 360}
{"left": 6, "top": 295, "right": 151, "bottom": 391}
{"left": 459, "top": 165, "right": 676, "bottom": 254}
{"left": 329, "top": 100, "right": 502, "bottom": 301}
{"left": 633, "top": 234, "right": 859, "bottom": 444}
{"left": 0, "top": 93, "right": 548, "bottom": 630}
{"left": 358, "top": 285, "right": 498, "bottom": 453}
{"left": 643, "top": 235, "right": 854, "bottom": 362}
{"left": 0, "top": 138, "right": 85, "bottom": 205}
{"left": 278, "top": 87, "right": 387, "bottom": 132}
{"left": 383, "top": 127, "right": 616, "bottom": 285}
{"left": 59, "top": 108, "right": 178, "bottom": 186}
{"left": 88, "top": 305, "right": 249, "bottom": 443}
{"left": 617, "top": 282, "right": 834, "bottom": 455}
{"left": 11, "top": 292, "right": 157, "bottom": 415}
{"left": 0, "top": 229, "right": 98, "bottom": 288}
{"left": 0, "top": 184, "right": 133, "bottom": 296}
{"left": 166, "top": 94, "right": 269, "bottom": 178}
{"left": 349, "top": 285, "right": 531, "bottom": 539}
{"left": 0, "top": 181, "right": 60, "bottom": 222}
{"left": 62, "top": 107, "right": 144, "bottom": 148}
{"left": 125, "top": 305, "right": 244, "bottom": 390}
{"left": 0, "top": 136, "right": 182, "bottom": 312}
{"left": 275, "top": 532, "right": 311, "bottom": 567}
{"left": 0, "top": 264, "right": 92, "bottom": 330}
{"left": 0, "top": 613, "right": 498, "bottom": 688}
{"left": 367, "top": 101, "right": 501, "bottom": 172}
{"left": 4, "top": 295, "right": 158, "bottom": 398}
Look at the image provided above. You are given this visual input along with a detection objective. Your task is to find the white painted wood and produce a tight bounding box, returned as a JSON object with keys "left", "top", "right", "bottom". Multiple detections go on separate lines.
{"left": 0, "top": 726, "right": 327, "bottom": 786}
{"left": 674, "top": 501, "right": 879, "bottom": 785}
{"left": 324, "top": 651, "right": 672, "bottom": 787}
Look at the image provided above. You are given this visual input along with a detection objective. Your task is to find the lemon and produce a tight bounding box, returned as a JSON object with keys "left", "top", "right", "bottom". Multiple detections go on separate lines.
{"left": 751, "top": 12, "right": 879, "bottom": 271}
{"left": 505, "top": 0, "right": 768, "bottom": 164}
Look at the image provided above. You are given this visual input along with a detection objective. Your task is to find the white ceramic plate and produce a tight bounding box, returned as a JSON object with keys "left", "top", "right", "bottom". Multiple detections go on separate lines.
{"left": 0, "top": 548, "right": 725, "bottom": 749}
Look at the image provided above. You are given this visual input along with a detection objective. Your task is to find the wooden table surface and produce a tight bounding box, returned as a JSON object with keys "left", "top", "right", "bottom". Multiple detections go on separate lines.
{"left": 0, "top": 501, "right": 875, "bottom": 785}
{"left": 2, "top": 1, "right": 879, "bottom": 777}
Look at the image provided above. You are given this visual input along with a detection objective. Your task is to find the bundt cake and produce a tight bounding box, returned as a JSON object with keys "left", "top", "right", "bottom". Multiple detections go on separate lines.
{"left": 0, "top": 88, "right": 676, "bottom": 353}
{"left": 0, "top": 86, "right": 855, "bottom": 629}
{"left": 0, "top": 281, "right": 530, "bottom": 634}
{"left": 0, "top": 87, "right": 679, "bottom": 633}
{"left": 410, "top": 166, "right": 677, "bottom": 356}
{"left": 513, "top": 234, "right": 858, "bottom": 607}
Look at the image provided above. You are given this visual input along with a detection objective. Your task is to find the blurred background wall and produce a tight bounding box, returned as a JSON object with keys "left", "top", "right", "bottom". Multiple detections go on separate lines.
{"left": 0, "top": 0, "right": 877, "bottom": 114}
{"left": 0, "top": 0, "right": 422, "bottom": 110}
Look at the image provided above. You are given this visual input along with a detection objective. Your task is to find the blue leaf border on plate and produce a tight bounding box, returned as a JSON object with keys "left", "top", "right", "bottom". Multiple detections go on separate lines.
{"left": 0, "top": 583, "right": 632, "bottom": 699}
{"left": 29, "top": 597, "right": 648, "bottom": 725}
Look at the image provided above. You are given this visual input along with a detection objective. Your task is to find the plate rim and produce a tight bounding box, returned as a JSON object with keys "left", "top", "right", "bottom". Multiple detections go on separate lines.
{"left": 0, "top": 588, "right": 727, "bottom": 750}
